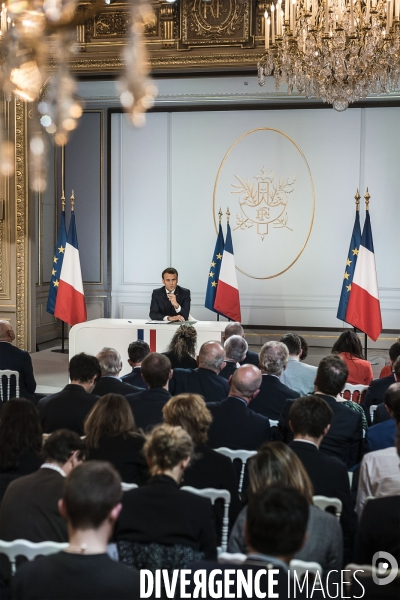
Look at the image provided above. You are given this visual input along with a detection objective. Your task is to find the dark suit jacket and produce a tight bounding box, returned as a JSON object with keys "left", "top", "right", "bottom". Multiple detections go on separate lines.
{"left": 289, "top": 440, "right": 357, "bottom": 546}
{"left": 92, "top": 377, "right": 141, "bottom": 398}
{"left": 86, "top": 433, "right": 149, "bottom": 484}
{"left": 219, "top": 360, "right": 237, "bottom": 381}
{"left": 373, "top": 402, "right": 392, "bottom": 424}
{"left": 249, "top": 374, "right": 299, "bottom": 420}
{"left": 126, "top": 387, "right": 171, "bottom": 431}
{"left": 207, "top": 396, "right": 271, "bottom": 451}
{"left": 278, "top": 394, "right": 363, "bottom": 468}
{"left": 354, "top": 495, "right": 400, "bottom": 565}
{"left": 149, "top": 286, "right": 191, "bottom": 321}
{"left": 169, "top": 368, "right": 229, "bottom": 404}
{"left": 121, "top": 367, "right": 148, "bottom": 390}
{"left": 40, "top": 384, "right": 99, "bottom": 435}
{"left": 0, "top": 449, "right": 43, "bottom": 502}
{"left": 364, "top": 374, "right": 396, "bottom": 408}
{"left": 0, "top": 341, "right": 36, "bottom": 402}
{"left": 115, "top": 474, "right": 217, "bottom": 559}
{"left": 240, "top": 350, "right": 259, "bottom": 367}
{"left": 0, "top": 468, "right": 67, "bottom": 542}
{"left": 366, "top": 418, "right": 397, "bottom": 452}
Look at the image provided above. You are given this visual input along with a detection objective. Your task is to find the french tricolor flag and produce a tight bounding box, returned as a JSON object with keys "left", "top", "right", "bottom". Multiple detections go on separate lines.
{"left": 54, "top": 212, "right": 87, "bottom": 327}
{"left": 214, "top": 223, "right": 241, "bottom": 322}
{"left": 346, "top": 211, "right": 382, "bottom": 341}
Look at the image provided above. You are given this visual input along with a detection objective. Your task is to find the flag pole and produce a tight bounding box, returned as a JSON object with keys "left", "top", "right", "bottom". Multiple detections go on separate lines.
{"left": 363, "top": 188, "right": 371, "bottom": 361}
{"left": 60, "top": 191, "right": 66, "bottom": 354}
{"left": 226, "top": 207, "right": 232, "bottom": 322}
{"left": 217, "top": 207, "right": 223, "bottom": 322}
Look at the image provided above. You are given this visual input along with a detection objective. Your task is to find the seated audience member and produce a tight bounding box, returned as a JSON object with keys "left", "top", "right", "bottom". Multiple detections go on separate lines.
{"left": 332, "top": 330, "right": 373, "bottom": 386}
{"left": 11, "top": 461, "right": 140, "bottom": 600}
{"left": 364, "top": 347, "right": 400, "bottom": 409}
{"left": 40, "top": 353, "right": 101, "bottom": 436}
{"left": 248, "top": 341, "right": 299, "bottom": 420}
{"left": 278, "top": 355, "right": 363, "bottom": 468}
{"left": 223, "top": 322, "right": 259, "bottom": 366}
{"left": 373, "top": 401, "right": 393, "bottom": 425}
{"left": 121, "top": 340, "right": 149, "bottom": 389}
{"left": 169, "top": 341, "right": 229, "bottom": 403}
{"left": 289, "top": 395, "right": 357, "bottom": 559}
{"left": 219, "top": 335, "right": 248, "bottom": 380}
{"left": 126, "top": 353, "right": 172, "bottom": 430}
{"left": 162, "top": 324, "right": 197, "bottom": 369}
{"left": 228, "top": 442, "right": 343, "bottom": 576}
{"left": 207, "top": 365, "right": 271, "bottom": 451}
{"left": 379, "top": 336, "right": 400, "bottom": 378}
{"left": 0, "top": 399, "right": 43, "bottom": 501}
{"left": 0, "top": 320, "right": 36, "bottom": 403}
{"left": 114, "top": 424, "right": 217, "bottom": 569}
{"left": 280, "top": 333, "right": 317, "bottom": 395}
{"left": 0, "top": 430, "right": 86, "bottom": 543}
{"left": 163, "top": 393, "right": 241, "bottom": 530}
{"left": 367, "top": 383, "right": 400, "bottom": 451}
{"left": 336, "top": 388, "right": 368, "bottom": 432}
{"left": 92, "top": 348, "right": 141, "bottom": 397}
{"left": 84, "top": 394, "right": 148, "bottom": 484}
{"left": 356, "top": 384, "right": 400, "bottom": 518}
{"left": 298, "top": 335, "right": 309, "bottom": 361}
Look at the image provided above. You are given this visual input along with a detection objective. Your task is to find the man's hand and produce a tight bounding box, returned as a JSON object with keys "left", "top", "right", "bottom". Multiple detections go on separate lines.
{"left": 167, "top": 293, "right": 179, "bottom": 309}
{"left": 168, "top": 315, "right": 185, "bottom": 322}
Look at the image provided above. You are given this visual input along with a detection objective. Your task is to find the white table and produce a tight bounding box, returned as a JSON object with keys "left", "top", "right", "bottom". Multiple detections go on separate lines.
{"left": 69, "top": 319, "right": 227, "bottom": 376}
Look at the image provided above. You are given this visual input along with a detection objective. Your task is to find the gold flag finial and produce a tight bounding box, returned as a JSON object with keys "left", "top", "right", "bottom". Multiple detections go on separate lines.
{"left": 226, "top": 207, "right": 230, "bottom": 223}
{"left": 354, "top": 188, "right": 360, "bottom": 211}
{"left": 70, "top": 190, "right": 75, "bottom": 212}
{"left": 61, "top": 190, "right": 66, "bottom": 212}
{"left": 218, "top": 207, "right": 223, "bottom": 223}
{"left": 364, "top": 187, "right": 370, "bottom": 210}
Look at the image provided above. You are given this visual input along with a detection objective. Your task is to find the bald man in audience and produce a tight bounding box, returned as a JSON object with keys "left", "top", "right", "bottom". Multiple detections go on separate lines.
{"left": 0, "top": 320, "right": 36, "bottom": 403}
{"left": 223, "top": 322, "right": 259, "bottom": 366}
{"left": 207, "top": 365, "right": 271, "bottom": 450}
{"left": 169, "top": 341, "right": 229, "bottom": 403}
{"left": 219, "top": 335, "right": 248, "bottom": 380}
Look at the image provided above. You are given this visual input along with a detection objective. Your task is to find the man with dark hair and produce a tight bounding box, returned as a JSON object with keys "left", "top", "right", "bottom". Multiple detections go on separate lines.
{"left": 0, "top": 320, "right": 36, "bottom": 403}
{"left": 278, "top": 355, "right": 363, "bottom": 468}
{"left": 169, "top": 341, "right": 229, "bottom": 403}
{"left": 40, "top": 353, "right": 101, "bottom": 435}
{"left": 280, "top": 333, "right": 317, "bottom": 396}
{"left": 121, "top": 340, "right": 150, "bottom": 389}
{"left": 149, "top": 267, "right": 191, "bottom": 322}
{"left": 207, "top": 365, "right": 271, "bottom": 450}
{"left": 249, "top": 341, "right": 299, "bottom": 420}
{"left": 289, "top": 395, "right": 357, "bottom": 557}
{"left": 222, "top": 322, "right": 259, "bottom": 366}
{"left": 365, "top": 348, "right": 400, "bottom": 408}
{"left": 219, "top": 335, "right": 248, "bottom": 380}
{"left": 92, "top": 347, "right": 140, "bottom": 397}
{"left": 368, "top": 382, "right": 400, "bottom": 450}
{"left": 126, "top": 353, "right": 172, "bottom": 430}
{"left": 0, "top": 430, "right": 86, "bottom": 543}
{"left": 11, "top": 461, "right": 140, "bottom": 600}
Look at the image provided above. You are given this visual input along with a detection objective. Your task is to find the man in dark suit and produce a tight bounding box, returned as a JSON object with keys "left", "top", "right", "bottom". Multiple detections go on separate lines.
{"left": 367, "top": 383, "right": 399, "bottom": 451}
{"left": 121, "top": 340, "right": 149, "bottom": 389}
{"left": 278, "top": 355, "right": 363, "bottom": 468}
{"left": 219, "top": 335, "right": 248, "bottom": 380}
{"left": 93, "top": 347, "right": 141, "bottom": 397}
{"left": 169, "top": 341, "right": 229, "bottom": 403}
{"left": 223, "top": 322, "right": 259, "bottom": 366}
{"left": 249, "top": 341, "right": 299, "bottom": 420}
{"left": 0, "top": 430, "right": 86, "bottom": 543}
{"left": 40, "top": 353, "right": 101, "bottom": 436}
{"left": 126, "top": 353, "right": 172, "bottom": 430}
{"left": 207, "top": 365, "right": 271, "bottom": 450}
{"left": 149, "top": 267, "right": 191, "bottom": 322}
{"left": 288, "top": 395, "right": 357, "bottom": 559}
{"left": 0, "top": 320, "right": 36, "bottom": 402}
{"left": 364, "top": 350, "right": 400, "bottom": 409}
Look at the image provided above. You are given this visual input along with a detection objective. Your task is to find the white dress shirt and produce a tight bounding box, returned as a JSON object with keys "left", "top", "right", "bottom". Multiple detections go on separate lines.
{"left": 163, "top": 288, "right": 181, "bottom": 321}
{"left": 356, "top": 446, "right": 400, "bottom": 518}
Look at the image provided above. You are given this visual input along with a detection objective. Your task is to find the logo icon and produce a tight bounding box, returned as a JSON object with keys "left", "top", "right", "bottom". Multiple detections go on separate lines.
{"left": 372, "top": 551, "right": 398, "bottom": 586}
{"left": 232, "top": 167, "right": 296, "bottom": 240}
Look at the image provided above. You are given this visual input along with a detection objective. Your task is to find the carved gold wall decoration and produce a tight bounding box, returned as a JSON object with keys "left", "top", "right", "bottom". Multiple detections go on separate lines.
{"left": 85, "top": 9, "right": 157, "bottom": 41}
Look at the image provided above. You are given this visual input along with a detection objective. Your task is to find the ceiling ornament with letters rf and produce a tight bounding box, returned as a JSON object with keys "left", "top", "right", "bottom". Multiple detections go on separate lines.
{"left": 213, "top": 128, "right": 315, "bottom": 280}
{"left": 258, "top": 0, "right": 400, "bottom": 111}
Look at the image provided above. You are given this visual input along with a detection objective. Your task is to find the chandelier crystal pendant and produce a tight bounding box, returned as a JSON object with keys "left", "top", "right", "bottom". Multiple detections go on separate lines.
{"left": 258, "top": 0, "right": 400, "bottom": 110}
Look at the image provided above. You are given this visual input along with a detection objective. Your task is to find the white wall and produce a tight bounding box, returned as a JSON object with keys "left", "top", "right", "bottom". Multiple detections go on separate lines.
{"left": 110, "top": 107, "right": 400, "bottom": 330}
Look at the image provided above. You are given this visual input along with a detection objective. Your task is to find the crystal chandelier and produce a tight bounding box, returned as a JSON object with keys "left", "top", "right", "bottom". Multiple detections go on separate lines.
{"left": 258, "top": 0, "right": 400, "bottom": 110}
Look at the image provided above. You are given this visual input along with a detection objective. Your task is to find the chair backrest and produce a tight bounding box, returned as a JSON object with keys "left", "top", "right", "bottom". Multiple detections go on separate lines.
{"left": 121, "top": 482, "right": 138, "bottom": 492}
{"left": 341, "top": 383, "right": 368, "bottom": 404}
{"left": 0, "top": 370, "right": 20, "bottom": 402}
{"left": 181, "top": 486, "right": 231, "bottom": 554}
{"left": 214, "top": 448, "right": 257, "bottom": 493}
{"left": 290, "top": 559, "right": 322, "bottom": 578}
{"left": 0, "top": 539, "right": 68, "bottom": 575}
{"left": 313, "top": 495, "right": 342, "bottom": 519}
{"left": 369, "top": 404, "right": 378, "bottom": 422}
